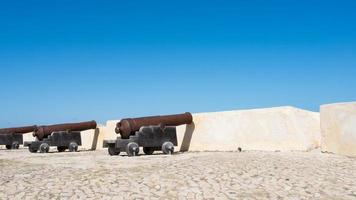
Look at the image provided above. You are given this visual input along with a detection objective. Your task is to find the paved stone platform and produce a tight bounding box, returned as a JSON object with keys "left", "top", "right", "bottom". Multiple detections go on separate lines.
{"left": 0, "top": 149, "right": 355, "bottom": 199}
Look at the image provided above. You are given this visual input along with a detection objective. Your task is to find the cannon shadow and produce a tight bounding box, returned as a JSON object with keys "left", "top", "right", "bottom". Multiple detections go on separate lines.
{"left": 179, "top": 122, "right": 195, "bottom": 152}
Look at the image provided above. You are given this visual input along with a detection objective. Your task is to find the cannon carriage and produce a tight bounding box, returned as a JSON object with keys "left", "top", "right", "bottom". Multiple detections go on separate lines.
{"left": 104, "top": 112, "right": 192, "bottom": 156}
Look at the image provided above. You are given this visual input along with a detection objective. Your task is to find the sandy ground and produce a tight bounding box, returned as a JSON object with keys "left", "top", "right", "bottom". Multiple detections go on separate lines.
{"left": 0, "top": 148, "right": 356, "bottom": 200}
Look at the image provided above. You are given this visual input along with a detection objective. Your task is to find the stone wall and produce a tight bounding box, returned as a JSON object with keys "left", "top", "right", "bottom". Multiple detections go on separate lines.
{"left": 6, "top": 103, "right": 356, "bottom": 157}
{"left": 321, "top": 102, "right": 356, "bottom": 156}
{"left": 177, "top": 106, "right": 320, "bottom": 151}
{"left": 0, "top": 106, "right": 321, "bottom": 152}
{"left": 95, "top": 106, "right": 321, "bottom": 152}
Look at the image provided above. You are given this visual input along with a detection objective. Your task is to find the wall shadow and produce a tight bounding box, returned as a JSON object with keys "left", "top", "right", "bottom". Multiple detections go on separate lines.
{"left": 180, "top": 122, "right": 195, "bottom": 152}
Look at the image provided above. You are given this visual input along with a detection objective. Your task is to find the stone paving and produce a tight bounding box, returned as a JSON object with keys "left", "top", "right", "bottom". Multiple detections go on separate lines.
{"left": 0, "top": 148, "right": 356, "bottom": 199}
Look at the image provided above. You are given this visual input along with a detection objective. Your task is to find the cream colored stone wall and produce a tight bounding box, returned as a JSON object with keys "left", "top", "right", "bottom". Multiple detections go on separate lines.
{"left": 321, "top": 102, "right": 356, "bottom": 157}
{"left": 76, "top": 120, "right": 118, "bottom": 150}
{"left": 177, "top": 106, "right": 320, "bottom": 151}
{"left": 95, "top": 106, "right": 321, "bottom": 152}
{"left": 23, "top": 132, "right": 35, "bottom": 143}
{"left": 79, "top": 128, "right": 101, "bottom": 150}
{"left": 97, "top": 120, "right": 119, "bottom": 147}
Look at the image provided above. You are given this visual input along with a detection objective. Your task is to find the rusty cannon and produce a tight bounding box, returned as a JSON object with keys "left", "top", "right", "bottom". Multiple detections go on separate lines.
{"left": 104, "top": 112, "right": 193, "bottom": 156}
{"left": 0, "top": 125, "right": 37, "bottom": 149}
{"left": 24, "top": 120, "right": 97, "bottom": 153}
{"left": 115, "top": 112, "right": 193, "bottom": 139}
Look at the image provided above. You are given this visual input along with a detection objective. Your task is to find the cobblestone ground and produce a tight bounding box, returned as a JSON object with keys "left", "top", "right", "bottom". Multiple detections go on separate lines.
{"left": 0, "top": 149, "right": 356, "bottom": 200}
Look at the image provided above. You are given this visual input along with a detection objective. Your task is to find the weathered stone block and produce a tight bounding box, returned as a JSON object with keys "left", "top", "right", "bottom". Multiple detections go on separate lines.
{"left": 321, "top": 102, "right": 356, "bottom": 156}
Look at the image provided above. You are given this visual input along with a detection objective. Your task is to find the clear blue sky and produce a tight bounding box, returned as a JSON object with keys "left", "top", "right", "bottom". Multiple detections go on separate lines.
{"left": 0, "top": 0, "right": 355, "bottom": 126}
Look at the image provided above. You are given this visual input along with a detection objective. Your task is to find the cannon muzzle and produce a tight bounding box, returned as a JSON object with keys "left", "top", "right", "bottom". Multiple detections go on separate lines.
{"left": 115, "top": 112, "right": 193, "bottom": 139}
{"left": 33, "top": 120, "right": 97, "bottom": 140}
{"left": 0, "top": 125, "right": 37, "bottom": 135}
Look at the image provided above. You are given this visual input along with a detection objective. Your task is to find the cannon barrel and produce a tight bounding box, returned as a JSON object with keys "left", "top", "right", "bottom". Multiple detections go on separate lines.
{"left": 0, "top": 125, "right": 37, "bottom": 135}
{"left": 33, "top": 120, "right": 97, "bottom": 140}
{"left": 115, "top": 112, "right": 193, "bottom": 139}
